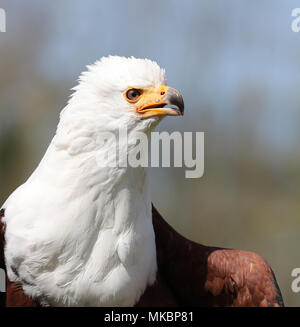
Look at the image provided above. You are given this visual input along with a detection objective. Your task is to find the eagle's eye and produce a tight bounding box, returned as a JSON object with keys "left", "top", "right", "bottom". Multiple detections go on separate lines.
{"left": 125, "top": 88, "right": 142, "bottom": 102}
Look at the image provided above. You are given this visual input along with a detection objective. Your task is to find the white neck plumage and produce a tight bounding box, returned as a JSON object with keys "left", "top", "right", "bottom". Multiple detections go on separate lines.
{"left": 9, "top": 106, "right": 157, "bottom": 306}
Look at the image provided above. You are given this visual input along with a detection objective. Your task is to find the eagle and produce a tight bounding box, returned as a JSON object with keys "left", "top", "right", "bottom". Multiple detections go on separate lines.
{"left": 0, "top": 56, "right": 284, "bottom": 307}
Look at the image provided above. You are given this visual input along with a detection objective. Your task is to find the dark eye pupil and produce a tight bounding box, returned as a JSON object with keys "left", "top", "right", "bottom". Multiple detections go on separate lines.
{"left": 127, "top": 89, "right": 140, "bottom": 100}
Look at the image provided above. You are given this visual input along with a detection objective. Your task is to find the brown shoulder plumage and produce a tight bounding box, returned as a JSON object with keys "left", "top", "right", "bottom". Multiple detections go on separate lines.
{"left": 139, "top": 205, "right": 284, "bottom": 307}
{"left": 205, "top": 249, "right": 283, "bottom": 306}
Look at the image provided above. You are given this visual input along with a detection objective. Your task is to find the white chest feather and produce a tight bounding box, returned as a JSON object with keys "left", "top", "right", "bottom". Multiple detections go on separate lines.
{"left": 3, "top": 138, "right": 157, "bottom": 306}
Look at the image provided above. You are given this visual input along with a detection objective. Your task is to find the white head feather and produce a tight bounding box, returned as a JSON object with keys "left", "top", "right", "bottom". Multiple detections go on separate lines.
{"left": 2, "top": 56, "right": 168, "bottom": 306}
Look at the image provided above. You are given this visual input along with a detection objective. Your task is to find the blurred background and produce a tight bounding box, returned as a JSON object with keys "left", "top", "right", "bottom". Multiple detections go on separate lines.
{"left": 0, "top": 0, "right": 299, "bottom": 306}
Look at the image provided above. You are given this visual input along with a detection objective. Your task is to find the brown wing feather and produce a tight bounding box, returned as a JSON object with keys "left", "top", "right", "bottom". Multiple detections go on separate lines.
{"left": 205, "top": 249, "right": 284, "bottom": 306}
{"left": 0, "top": 209, "right": 5, "bottom": 306}
{"left": 143, "top": 205, "right": 284, "bottom": 307}
{"left": 0, "top": 209, "right": 38, "bottom": 307}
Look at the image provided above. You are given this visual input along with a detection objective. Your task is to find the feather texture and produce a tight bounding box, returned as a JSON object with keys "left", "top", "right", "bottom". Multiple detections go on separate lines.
{"left": 1, "top": 56, "right": 166, "bottom": 306}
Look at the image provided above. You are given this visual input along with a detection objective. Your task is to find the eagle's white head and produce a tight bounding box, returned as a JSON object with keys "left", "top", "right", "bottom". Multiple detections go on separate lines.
{"left": 3, "top": 56, "right": 184, "bottom": 307}
{"left": 60, "top": 56, "right": 183, "bottom": 136}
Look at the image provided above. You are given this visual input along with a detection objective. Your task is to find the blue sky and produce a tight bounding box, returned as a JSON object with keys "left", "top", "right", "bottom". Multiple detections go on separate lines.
{"left": 1, "top": 0, "right": 300, "bottom": 156}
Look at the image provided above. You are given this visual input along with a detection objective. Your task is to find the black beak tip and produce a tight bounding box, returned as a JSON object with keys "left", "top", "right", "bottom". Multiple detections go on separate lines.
{"left": 165, "top": 87, "right": 184, "bottom": 116}
{"left": 175, "top": 96, "right": 184, "bottom": 116}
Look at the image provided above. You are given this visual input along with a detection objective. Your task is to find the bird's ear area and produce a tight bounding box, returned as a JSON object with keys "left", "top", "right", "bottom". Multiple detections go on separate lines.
{"left": 123, "top": 85, "right": 184, "bottom": 119}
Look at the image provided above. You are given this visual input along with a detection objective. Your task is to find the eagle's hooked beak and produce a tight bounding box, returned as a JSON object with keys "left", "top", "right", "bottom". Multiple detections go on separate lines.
{"left": 124, "top": 85, "right": 184, "bottom": 120}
